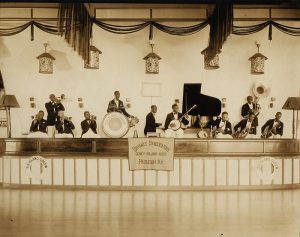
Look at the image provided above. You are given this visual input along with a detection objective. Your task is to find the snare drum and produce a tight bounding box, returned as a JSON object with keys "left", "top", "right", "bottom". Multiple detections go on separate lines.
{"left": 102, "top": 112, "right": 130, "bottom": 138}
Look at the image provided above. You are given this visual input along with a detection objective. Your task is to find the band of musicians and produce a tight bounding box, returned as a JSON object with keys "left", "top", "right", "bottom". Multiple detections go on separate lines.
{"left": 27, "top": 91, "right": 284, "bottom": 139}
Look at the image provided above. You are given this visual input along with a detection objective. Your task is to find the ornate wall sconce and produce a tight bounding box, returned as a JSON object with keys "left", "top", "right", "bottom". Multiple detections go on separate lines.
{"left": 201, "top": 48, "right": 220, "bottom": 70}
{"left": 36, "top": 42, "right": 55, "bottom": 74}
{"left": 143, "top": 40, "right": 161, "bottom": 74}
{"left": 249, "top": 42, "right": 268, "bottom": 74}
{"left": 84, "top": 45, "right": 102, "bottom": 69}
{"left": 78, "top": 98, "right": 84, "bottom": 108}
{"left": 30, "top": 97, "right": 35, "bottom": 108}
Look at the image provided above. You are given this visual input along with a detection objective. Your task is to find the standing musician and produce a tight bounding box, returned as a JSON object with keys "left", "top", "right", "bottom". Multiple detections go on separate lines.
{"left": 144, "top": 105, "right": 162, "bottom": 136}
{"left": 81, "top": 111, "right": 100, "bottom": 138}
{"left": 107, "top": 91, "right": 134, "bottom": 118}
{"left": 234, "top": 112, "right": 258, "bottom": 138}
{"left": 45, "top": 94, "right": 65, "bottom": 137}
{"left": 164, "top": 104, "right": 189, "bottom": 138}
{"left": 55, "top": 110, "right": 75, "bottom": 138}
{"left": 213, "top": 112, "right": 232, "bottom": 138}
{"left": 241, "top": 96, "right": 259, "bottom": 118}
{"left": 261, "top": 112, "right": 284, "bottom": 138}
{"left": 28, "top": 110, "right": 48, "bottom": 138}
{"left": 241, "top": 95, "right": 259, "bottom": 126}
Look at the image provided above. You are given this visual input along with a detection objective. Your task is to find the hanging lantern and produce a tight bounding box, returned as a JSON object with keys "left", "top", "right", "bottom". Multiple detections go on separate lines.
{"left": 143, "top": 40, "right": 161, "bottom": 74}
{"left": 36, "top": 43, "right": 55, "bottom": 74}
{"left": 249, "top": 43, "right": 268, "bottom": 74}
{"left": 201, "top": 48, "right": 219, "bottom": 70}
{"left": 84, "top": 45, "right": 102, "bottom": 69}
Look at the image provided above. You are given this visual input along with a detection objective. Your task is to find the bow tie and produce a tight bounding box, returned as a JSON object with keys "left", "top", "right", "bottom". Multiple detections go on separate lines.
{"left": 173, "top": 113, "right": 178, "bottom": 115}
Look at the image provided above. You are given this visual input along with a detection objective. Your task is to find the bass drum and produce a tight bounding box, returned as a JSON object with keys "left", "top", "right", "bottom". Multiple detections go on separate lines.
{"left": 102, "top": 112, "right": 129, "bottom": 138}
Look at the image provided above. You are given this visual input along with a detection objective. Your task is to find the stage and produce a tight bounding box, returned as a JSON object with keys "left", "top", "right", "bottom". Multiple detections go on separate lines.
{"left": 0, "top": 138, "right": 299, "bottom": 191}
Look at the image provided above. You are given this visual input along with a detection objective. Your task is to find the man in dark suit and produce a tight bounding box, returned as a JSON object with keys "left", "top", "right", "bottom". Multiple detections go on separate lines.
{"left": 213, "top": 111, "right": 232, "bottom": 137}
{"left": 241, "top": 95, "right": 259, "bottom": 125}
{"left": 107, "top": 91, "right": 133, "bottom": 118}
{"left": 45, "top": 94, "right": 65, "bottom": 125}
{"left": 164, "top": 104, "right": 189, "bottom": 138}
{"left": 234, "top": 112, "right": 258, "bottom": 138}
{"left": 55, "top": 110, "right": 75, "bottom": 138}
{"left": 261, "top": 112, "right": 284, "bottom": 138}
{"left": 144, "top": 105, "right": 161, "bottom": 135}
{"left": 29, "top": 110, "right": 48, "bottom": 134}
{"left": 81, "top": 111, "right": 99, "bottom": 138}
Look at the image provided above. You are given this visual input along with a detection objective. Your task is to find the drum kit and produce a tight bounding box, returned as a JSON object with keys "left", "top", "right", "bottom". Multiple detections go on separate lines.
{"left": 102, "top": 112, "right": 139, "bottom": 138}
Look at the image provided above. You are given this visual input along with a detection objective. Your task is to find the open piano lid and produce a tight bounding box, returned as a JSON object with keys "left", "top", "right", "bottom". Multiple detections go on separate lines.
{"left": 182, "top": 83, "right": 221, "bottom": 116}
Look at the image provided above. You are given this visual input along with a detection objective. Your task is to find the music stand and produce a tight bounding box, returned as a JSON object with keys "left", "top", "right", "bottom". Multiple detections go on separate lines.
{"left": 282, "top": 97, "right": 300, "bottom": 139}
{"left": 1, "top": 94, "right": 20, "bottom": 138}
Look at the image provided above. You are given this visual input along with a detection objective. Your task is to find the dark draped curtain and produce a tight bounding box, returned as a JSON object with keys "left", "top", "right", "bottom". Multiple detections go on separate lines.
{"left": 206, "top": 3, "right": 233, "bottom": 57}
{"left": 58, "top": 3, "right": 92, "bottom": 62}
{"left": 0, "top": 3, "right": 299, "bottom": 61}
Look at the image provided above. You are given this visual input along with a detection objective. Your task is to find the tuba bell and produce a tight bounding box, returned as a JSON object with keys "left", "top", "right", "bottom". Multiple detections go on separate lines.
{"left": 253, "top": 81, "right": 270, "bottom": 99}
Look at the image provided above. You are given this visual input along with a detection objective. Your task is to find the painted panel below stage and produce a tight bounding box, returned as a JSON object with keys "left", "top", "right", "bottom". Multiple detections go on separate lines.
{"left": 1, "top": 156, "right": 300, "bottom": 190}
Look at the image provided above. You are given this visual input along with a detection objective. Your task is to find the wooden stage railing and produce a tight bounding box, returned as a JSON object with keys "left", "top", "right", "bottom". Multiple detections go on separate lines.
{"left": 0, "top": 139, "right": 299, "bottom": 190}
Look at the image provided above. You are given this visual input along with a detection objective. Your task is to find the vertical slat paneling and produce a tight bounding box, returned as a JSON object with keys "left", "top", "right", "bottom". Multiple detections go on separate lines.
{"left": 133, "top": 170, "right": 144, "bottom": 186}
{"left": 53, "top": 159, "right": 63, "bottom": 185}
{"left": 228, "top": 160, "right": 238, "bottom": 185}
{"left": 216, "top": 160, "right": 226, "bottom": 186}
{"left": 293, "top": 158, "right": 300, "bottom": 184}
{"left": 239, "top": 160, "right": 250, "bottom": 185}
{"left": 31, "top": 158, "right": 41, "bottom": 185}
{"left": 204, "top": 159, "right": 215, "bottom": 186}
{"left": 181, "top": 159, "right": 192, "bottom": 186}
{"left": 169, "top": 159, "right": 180, "bottom": 186}
{"left": 99, "top": 159, "right": 109, "bottom": 186}
{"left": 250, "top": 159, "right": 261, "bottom": 185}
{"left": 145, "top": 170, "right": 156, "bottom": 186}
{"left": 0, "top": 158, "right": 3, "bottom": 183}
{"left": 11, "top": 158, "right": 19, "bottom": 184}
{"left": 284, "top": 159, "right": 292, "bottom": 184}
{"left": 64, "top": 159, "right": 74, "bottom": 185}
{"left": 157, "top": 171, "right": 168, "bottom": 186}
{"left": 20, "top": 159, "right": 30, "bottom": 184}
{"left": 42, "top": 158, "right": 52, "bottom": 185}
{"left": 273, "top": 159, "right": 283, "bottom": 185}
{"left": 192, "top": 159, "right": 203, "bottom": 186}
{"left": 3, "top": 157, "right": 10, "bottom": 183}
{"left": 75, "top": 159, "right": 86, "bottom": 186}
{"left": 122, "top": 159, "right": 132, "bottom": 186}
{"left": 87, "top": 159, "right": 98, "bottom": 186}
{"left": 110, "top": 159, "right": 121, "bottom": 186}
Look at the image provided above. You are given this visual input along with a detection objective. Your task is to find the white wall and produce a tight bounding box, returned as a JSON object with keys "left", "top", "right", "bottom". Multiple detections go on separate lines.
{"left": 0, "top": 19, "right": 299, "bottom": 138}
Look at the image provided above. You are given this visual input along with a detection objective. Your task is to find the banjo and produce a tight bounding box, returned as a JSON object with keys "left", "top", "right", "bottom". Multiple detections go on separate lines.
{"left": 169, "top": 104, "right": 197, "bottom": 131}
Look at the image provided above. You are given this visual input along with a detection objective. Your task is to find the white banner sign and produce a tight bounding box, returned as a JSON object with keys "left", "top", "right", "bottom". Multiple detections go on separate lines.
{"left": 128, "top": 138, "right": 175, "bottom": 171}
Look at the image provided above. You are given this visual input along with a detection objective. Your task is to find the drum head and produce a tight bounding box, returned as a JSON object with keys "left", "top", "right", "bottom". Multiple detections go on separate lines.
{"left": 102, "top": 112, "right": 129, "bottom": 138}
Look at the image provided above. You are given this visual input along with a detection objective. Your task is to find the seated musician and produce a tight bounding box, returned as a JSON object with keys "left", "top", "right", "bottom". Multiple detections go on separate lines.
{"left": 107, "top": 91, "right": 133, "bottom": 118}
{"left": 81, "top": 111, "right": 101, "bottom": 138}
{"left": 55, "top": 110, "right": 75, "bottom": 138}
{"left": 234, "top": 112, "right": 258, "bottom": 138}
{"left": 261, "top": 112, "right": 284, "bottom": 139}
{"left": 144, "top": 105, "right": 162, "bottom": 136}
{"left": 27, "top": 110, "right": 48, "bottom": 138}
{"left": 213, "top": 112, "right": 232, "bottom": 138}
{"left": 194, "top": 115, "right": 215, "bottom": 129}
{"left": 164, "top": 104, "right": 189, "bottom": 138}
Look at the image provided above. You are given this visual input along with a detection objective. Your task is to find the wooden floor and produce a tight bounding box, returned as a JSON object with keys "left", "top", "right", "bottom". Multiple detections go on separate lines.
{"left": 0, "top": 189, "right": 299, "bottom": 237}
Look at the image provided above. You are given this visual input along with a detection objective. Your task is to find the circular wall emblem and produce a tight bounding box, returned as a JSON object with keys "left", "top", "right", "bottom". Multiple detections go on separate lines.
{"left": 256, "top": 157, "right": 279, "bottom": 181}
{"left": 25, "top": 156, "right": 48, "bottom": 181}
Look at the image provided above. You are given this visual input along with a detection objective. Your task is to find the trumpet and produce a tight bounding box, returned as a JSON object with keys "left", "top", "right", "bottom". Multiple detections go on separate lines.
{"left": 90, "top": 115, "right": 97, "bottom": 120}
